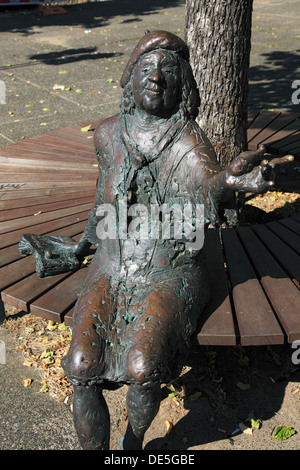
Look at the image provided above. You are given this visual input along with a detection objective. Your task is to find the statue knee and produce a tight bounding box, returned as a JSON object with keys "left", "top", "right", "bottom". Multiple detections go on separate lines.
{"left": 127, "top": 348, "right": 159, "bottom": 385}
{"left": 62, "top": 346, "right": 102, "bottom": 386}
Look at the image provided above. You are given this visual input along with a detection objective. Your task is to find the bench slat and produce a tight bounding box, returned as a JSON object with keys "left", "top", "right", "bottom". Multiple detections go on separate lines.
{"left": 222, "top": 228, "right": 284, "bottom": 345}
{"left": 1, "top": 271, "right": 72, "bottom": 312}
{"left": 247, "top": 112, "right": 300, "bottom": 150}
{"left": 6, "top": 133, "right": 94, "bottom": 153}
{"left": 252, "top": 224, "right": 300, "bottom": 288}
{"left": 237, "top": 227, "right": 300, "bottom": 343}
{"left": 0, "top": 211, "right": 89, "bottom": 249}
{"left": 247, "top": 109, "right": 260, "bottom": 128}
{"left": 0, "top": 203, "right": 92, "bottom": 235}
{"left": 30, "top": 267, "right": 89, "bottom": 323}
{"left": 1, "top": 145, "right": 95, "bottom": 162}
{"left": 265, "top": 221, "right": 300, "bottom": 256}
{"left": 0, "top": 196, "right": 93, "bottom": 222}
{"left": 247, "top": 111, "right": 281, "bottom": 143}
{"left": 0, "top": 173, "right": 92, "bottom": 183}
{"left": 279, "top": 216, "right": 300, "bottom": 235}
{"left": 0, "top": 190, "right": 95, "bottom": 210}
{"left": 275, "top": 131, "right": 300, "bottom": 155}
{"left": 63, "top": 306, "right": 74, "bottom": 327}
{"left": 292, "top": 213, "right": 300, "bottom": 223}
{"left": 197, "top": 229, "right": 236, "bottom": 346}
{"left": 0, "top": 257, "right": 36, "bottom": 291}
{"left": 0, "top": 183, "right": 96, "bottom": 201}
{"left": 0, "top": 155, "right": 95, "bottom": 170}
{"left": 262, "top": 119, "right": 300, "bottom": 152}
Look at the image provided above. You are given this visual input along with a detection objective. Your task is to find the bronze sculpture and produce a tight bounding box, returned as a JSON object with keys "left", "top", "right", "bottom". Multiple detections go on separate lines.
{"left": 19, "top": 31, "right": 292, "bottom": 450}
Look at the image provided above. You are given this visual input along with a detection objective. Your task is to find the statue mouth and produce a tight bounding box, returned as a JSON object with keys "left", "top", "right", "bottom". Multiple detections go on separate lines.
{"left": 146, "top": 86, "right": 163, "bottom": 95}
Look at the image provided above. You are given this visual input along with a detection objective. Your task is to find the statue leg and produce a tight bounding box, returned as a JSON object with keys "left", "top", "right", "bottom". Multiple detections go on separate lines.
{"left": 72, "top": 383, "right": 110, "bottom": 450}
{"left": 121, "top": 382, "right": 161, "bottom": 450}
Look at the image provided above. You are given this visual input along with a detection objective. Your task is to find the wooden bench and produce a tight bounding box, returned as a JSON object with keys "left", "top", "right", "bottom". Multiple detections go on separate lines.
{"left": 0, "top": 111, "right": 299, "bottom": 346}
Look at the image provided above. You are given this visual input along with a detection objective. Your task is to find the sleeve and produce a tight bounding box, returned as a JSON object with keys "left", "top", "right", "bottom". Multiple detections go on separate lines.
{"left": 185, "top": 123, "right": 237, "bottom": 227}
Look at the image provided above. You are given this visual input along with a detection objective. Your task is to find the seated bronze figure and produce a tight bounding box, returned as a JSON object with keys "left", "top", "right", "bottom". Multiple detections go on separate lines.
{"left": 19, "top": 31, "right": 292, "bottom": 450}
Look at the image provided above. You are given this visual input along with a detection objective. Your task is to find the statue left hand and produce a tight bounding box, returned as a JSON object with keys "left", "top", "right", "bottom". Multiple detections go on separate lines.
{"left": 224, "top": 145, "right": 294, "bottom": 193}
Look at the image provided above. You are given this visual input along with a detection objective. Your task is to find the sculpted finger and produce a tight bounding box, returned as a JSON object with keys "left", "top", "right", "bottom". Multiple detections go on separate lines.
{"left": 230, "top": 145, "right": 266, "bottom": 176}
{"left": 260, "top": 159, "right": 275, "bottom": 182}
{"left": 268, "top": 154, "right": 294, "bottom": 168}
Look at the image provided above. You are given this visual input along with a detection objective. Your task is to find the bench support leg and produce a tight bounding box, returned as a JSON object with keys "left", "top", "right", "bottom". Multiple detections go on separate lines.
{"left": 73, "top": 384, "right": 110, "bottom": 450}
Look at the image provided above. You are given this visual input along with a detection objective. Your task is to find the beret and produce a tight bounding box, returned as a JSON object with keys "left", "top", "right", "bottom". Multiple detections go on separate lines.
{"left": 120, "top": 30, "right": 190, "bottom": 88}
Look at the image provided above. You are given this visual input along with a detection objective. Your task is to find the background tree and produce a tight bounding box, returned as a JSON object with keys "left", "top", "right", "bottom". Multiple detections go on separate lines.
{"left": 186, "top": 0, "right": 253, "bottom": 168}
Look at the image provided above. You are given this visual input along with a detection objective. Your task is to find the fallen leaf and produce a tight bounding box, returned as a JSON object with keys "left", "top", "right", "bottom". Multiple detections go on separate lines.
{"left": 251, "top": 418, "right": 262, "bottom": 429}
{"left": 81, "top": 124, "right": 91, "bottom": 132}
{"left": 41, "top": 350, "right": 54, "bottom": 359}
{"left": 53, "top": 84, "right": 65, "bottom": 91}
{"left": 166, "top": 383, "right": 176, "bottom": 397}
{"left": 39, "top": 384, "right": 49, "bottom": 393}
{"left": 24, "top": 378, "right": 32, "bottom": 387}
{"left": 273, "top": 426, "right": 296, "bottom": 441}
{"left": 46, "top": 320, "right": 57, "bottom": 331}
{"left": 247, "top": 411, "right": 262, "bottom": 429}
{"left": 165, "top": 420, "right": 173, "bottom": 434}
{"left": 43, "top": 356, "right": 54, "bottom": 365}
{"left": 237, "top": 382, "right": 251, "bottom": 390}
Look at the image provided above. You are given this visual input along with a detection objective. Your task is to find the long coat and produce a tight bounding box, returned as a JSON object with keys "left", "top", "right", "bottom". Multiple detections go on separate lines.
{"left": 62, "top": 112, "right": 223, "bottom": 387}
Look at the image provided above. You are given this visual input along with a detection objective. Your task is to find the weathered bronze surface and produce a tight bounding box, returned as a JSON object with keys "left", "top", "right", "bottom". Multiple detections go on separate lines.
{"left": 19, "top": 31, "right": 293, "bottom": 450}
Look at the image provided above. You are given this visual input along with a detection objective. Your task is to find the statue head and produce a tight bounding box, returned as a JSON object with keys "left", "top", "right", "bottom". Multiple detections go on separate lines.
{"left": 120, "top": 30, "right": 200, "bottom": 120}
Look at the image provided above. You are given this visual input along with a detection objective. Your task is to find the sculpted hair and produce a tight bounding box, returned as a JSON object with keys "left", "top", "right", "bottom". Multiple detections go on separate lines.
{"left": 120, "top": 49, "right": 200, "bottom": 121}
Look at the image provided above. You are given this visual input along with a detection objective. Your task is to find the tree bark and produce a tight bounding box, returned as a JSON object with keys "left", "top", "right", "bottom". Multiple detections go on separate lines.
{"left": 186, "top": 0, "right": 253, "bottom": 168}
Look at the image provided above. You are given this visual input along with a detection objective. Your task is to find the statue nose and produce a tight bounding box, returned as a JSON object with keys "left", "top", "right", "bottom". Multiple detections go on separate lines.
{"left": 149, "top": 68, "right": 162, "bottom": 83}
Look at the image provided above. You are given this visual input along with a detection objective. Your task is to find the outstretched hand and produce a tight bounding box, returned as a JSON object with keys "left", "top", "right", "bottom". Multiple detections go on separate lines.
{"left": 224, "top": 145, "right": 294, "bottom": 193}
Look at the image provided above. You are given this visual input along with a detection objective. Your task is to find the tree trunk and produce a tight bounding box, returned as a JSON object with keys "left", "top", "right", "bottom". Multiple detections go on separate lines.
{"left": 185, "top": 0, "right": 253, "bottom": 168}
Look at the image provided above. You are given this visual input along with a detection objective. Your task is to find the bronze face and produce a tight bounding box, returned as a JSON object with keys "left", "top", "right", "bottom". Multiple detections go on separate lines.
{"left": 132, "top": 50, "right": 181, "bottom": 118}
